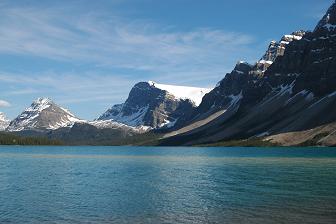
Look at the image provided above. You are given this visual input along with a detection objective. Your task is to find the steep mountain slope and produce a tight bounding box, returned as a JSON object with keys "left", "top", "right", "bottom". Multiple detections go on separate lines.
{"left": 0, "top": 112, "right": 10, "bottom": 131}
{"left": 170, "top": 31, "right": 306, "bottom": 131}
{"left": 98, "top": 81, "right": 212, "bottom": 129}
{"left": 160, "top": 2, "right": 336, "bottom": 146}
{"left": 7, "top": 98, "right": 81, "bottom": 132}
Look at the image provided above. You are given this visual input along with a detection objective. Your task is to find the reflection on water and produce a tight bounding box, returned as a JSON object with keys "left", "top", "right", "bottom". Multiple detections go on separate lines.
{"left": 0, "top": 146, "right": 335, "bottom": 223}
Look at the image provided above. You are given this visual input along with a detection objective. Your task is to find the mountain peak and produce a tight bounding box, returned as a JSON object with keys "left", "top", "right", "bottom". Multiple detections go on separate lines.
{"left": 7, "top": 98, "right": 80, "bottom": 132}
{"left": 34, "top": 97, "right": 53, "bottom": 105}
{"left": 27, "top": 97, "right": 54, "bottom": 113}
{"left": 315, "top": 2, "right": 336, "bottom": 31}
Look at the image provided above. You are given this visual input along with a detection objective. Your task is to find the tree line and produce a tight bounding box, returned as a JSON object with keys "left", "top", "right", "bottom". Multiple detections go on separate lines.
{"left": 0, "top": 132, "right": 63, "bottom": 145}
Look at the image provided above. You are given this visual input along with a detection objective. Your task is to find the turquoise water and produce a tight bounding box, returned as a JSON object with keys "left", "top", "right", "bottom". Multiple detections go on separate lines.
{"left": 0, "top": 146, "right": 335, "bottom": 223}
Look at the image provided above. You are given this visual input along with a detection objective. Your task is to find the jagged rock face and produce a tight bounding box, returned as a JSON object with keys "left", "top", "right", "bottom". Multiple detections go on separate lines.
{"left": 266, "top": 3, "right": 336, "bottom": 97}
{"left": 161, "top": 2, "right": 336, "bottom": 146}
{"left": 98, "top": 82, "right": 197, "bottom": 128}
{"left": 257, "top": 31, "right": 305, "bottom": 74}
{"left": 195, "top": 62, "right": 252, "bottom": 116}
{"left": 0, "top": 112, "right": 10, "bottom": 131}
{"left": 7, "top": 98, "right": 81, "bottom": 132}
{"left": 186, "top": 30, "right": 306, "bottom": 122}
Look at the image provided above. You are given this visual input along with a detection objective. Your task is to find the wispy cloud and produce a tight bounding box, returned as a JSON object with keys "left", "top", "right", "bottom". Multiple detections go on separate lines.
{"left": 0, "top": 3, "right": 256, "bottom": 82}
{"left": 0, "top": 100, "right": 11, "bottom": 107}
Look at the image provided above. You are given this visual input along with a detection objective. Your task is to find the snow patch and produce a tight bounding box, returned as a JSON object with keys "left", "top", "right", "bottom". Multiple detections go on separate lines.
{"left": 148, "top": 81, "right": 212, "bottom": 106}
{"left": 324, "top": 23, "right": 336, "bottom": 31}
{"left": 100, "top": 105, "right": 150, "bottom": 128}
{"left": 256, "top": 132, "right": 270, "bottom": 138}
{"left": 284, "top": 34, "right": 303, "bottom": 41}
{"left": 234, "top": 70, "right": 245, "bottom": 74}
{"left": 285, "top": 90, "right": 315, "bottom": 105}
{"left": 308, "top": 91, "right": 336, "bottom": 109}
{"left": 260, "top": 82, "right": 295, "bottom": 107}
{"left": 313, "top": 57, "right": 333, "bottom": 64}
{"left": 258, "top": 60, "right": 273, "bottom": 65}
{"left": 229, "top": 91, "right": 243, "bottom": 105}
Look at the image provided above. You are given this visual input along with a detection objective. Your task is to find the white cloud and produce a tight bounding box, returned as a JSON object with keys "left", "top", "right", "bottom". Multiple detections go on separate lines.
{"left": 0, "top": 100, "right": 11, "bottom": 107}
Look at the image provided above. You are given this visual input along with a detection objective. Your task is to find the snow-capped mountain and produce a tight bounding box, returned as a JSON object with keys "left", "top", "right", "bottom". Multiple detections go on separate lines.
{"left": 7, "top": 98, "right": 82, "bottom": 132}
{"left": 98, "top": 81, "right": 212, "bottom": 128}
{"left": 0, "top": 112, "right": 10, "bottom": 131}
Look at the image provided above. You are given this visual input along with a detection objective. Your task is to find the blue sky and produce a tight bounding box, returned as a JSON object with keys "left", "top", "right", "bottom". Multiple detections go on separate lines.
{"left": 0, "top": 0, "right": 333, "bottom": 119}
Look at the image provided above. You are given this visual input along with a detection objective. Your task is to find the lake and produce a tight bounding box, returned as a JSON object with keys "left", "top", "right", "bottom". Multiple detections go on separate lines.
{"left": 0, "top": 146, "right": 335, "bottom": 223}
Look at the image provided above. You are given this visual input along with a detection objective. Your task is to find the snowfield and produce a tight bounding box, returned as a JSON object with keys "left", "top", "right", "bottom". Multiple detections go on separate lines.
{"left": 148, "top": 81, "right": 212, "bottom": 106}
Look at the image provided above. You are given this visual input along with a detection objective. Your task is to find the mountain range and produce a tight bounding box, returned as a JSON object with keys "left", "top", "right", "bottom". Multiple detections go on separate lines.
{"left": 1, "top": 2, "right": 336, "bottom": 146}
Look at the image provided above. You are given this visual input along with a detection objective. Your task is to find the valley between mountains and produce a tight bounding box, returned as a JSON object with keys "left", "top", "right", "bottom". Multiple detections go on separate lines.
{"left": 1, "top": 2, "right": 336, "bottom": 146}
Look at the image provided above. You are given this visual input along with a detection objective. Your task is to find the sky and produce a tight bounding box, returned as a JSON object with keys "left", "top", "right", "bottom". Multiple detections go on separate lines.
{"left": 0, "top": 0, "right": 333, "bottom": 120}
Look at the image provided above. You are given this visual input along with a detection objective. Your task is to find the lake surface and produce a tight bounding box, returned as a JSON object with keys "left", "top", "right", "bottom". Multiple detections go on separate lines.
{"left": 0, "top": 146, "right": 335, "bottom": 223}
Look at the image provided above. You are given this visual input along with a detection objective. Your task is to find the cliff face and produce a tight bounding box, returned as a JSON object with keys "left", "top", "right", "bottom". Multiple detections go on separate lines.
{"left": 257, "top": 31, "right": 305, "bottom": 73}
{"left": 266, "top": 4, "right": 336, "bottom": 97}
